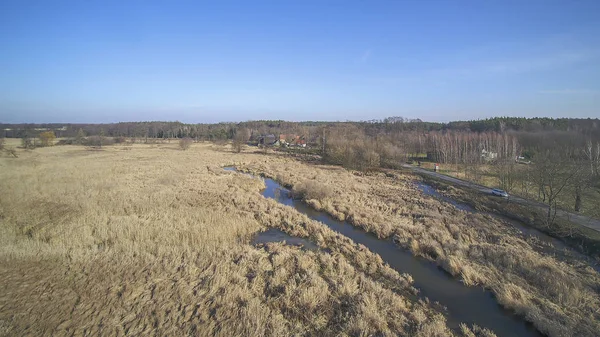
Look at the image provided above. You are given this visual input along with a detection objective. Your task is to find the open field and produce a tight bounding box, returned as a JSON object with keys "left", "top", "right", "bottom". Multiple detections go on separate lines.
{"left": 0, "top": 142, "right": 466, "bottom": 336}
{"left": 240, "top": 157, "right": 600, "bottom": 337}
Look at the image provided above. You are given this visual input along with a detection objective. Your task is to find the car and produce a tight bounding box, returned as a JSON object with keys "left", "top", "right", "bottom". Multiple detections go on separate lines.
{"left": 491, "top": 189, "right": 509, "bottom": 198}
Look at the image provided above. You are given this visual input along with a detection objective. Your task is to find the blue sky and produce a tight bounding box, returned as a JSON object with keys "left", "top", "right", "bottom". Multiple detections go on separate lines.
{"left": 1, "top": 0, "right": 599, "bottom": 123}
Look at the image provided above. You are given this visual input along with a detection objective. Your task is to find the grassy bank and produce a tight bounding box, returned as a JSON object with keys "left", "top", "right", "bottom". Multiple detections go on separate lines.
{"left": 240, "top": 158, "right": 600, "bottom": 337}
{"left": 1, "top": 143, "right": 467, "bottom": 336}
{"left": 419, "top": 175, "right": 600, "bottom": 261}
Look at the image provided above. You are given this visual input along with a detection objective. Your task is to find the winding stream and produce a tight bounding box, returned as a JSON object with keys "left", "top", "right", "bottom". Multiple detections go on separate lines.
{"left": 225, "top": 167, "right": 542, "bottom": 336}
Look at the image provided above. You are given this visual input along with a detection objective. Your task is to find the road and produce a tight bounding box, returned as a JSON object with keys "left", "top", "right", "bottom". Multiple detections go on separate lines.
{"left": 401, "top": 164, "right": 600, "bottom": 233}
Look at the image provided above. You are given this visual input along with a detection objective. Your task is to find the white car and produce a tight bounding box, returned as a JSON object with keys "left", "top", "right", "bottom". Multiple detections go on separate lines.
{"left": 491, "top": 189, "right": 509, "bottom": 198}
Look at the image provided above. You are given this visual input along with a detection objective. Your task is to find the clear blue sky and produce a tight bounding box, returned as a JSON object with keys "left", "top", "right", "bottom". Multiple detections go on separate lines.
{"left": 1, "top": 0, "right": 599, "bottom": 123}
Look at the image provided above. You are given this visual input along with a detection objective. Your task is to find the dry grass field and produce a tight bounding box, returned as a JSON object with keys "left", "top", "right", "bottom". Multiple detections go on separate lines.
{"left": 240, "top": 158, "right": 600, "bottom": 337}
{"left": 0, "top": 142, "right": 474, "bottom": 336}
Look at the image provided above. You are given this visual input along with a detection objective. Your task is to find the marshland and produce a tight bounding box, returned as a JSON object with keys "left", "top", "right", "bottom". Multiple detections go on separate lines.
{"left": 1, "top": 134, "right": 599, "bottom": 336}
{"left": 4, "top": 1, "right": 600, "bottom": 335}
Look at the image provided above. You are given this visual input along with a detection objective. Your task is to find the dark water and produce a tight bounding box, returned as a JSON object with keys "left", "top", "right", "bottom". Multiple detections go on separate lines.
{"left": 225, "top": 167, "right": 542, "bottom": 336}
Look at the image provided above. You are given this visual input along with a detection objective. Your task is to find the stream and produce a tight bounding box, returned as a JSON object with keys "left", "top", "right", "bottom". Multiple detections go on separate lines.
{"left": 225, "top": 167, "right": 542, "bottom": 337}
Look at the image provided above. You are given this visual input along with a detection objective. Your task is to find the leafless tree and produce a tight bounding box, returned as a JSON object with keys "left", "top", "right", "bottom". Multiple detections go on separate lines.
{"left": 532, "top": 149, "right": 582, "bottom": 225}
{"left": 584, "top": 139, "right": 600, "bottom": 177}
{"left": 232, "top": 128, "right": 250, "bottom": 153}
{"left": 75, "top": 128, "right": 86, "bottom": 145}
{"left": 495, "top": 158, "right": 518, "bottom": 192}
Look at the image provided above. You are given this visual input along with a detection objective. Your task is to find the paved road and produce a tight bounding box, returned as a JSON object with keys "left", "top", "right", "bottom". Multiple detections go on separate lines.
{"left": 401, "top": 164, "right": 600, "bottom": 233}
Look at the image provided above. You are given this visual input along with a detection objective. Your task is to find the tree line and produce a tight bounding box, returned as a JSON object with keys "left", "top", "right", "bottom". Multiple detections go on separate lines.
{"left": 3, "top": 116, "right": 599, "bottom": 140}
{"left": 3, "top": 117, "right": 599, "bottom": 223}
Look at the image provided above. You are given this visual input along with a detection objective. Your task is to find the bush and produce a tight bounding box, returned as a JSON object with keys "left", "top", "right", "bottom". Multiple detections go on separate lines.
{"left": 212, "top": 138, "right": 228, "bottom": 146}
{"left": 292, "top": 180, "right": 334, "bottom": 201}
{"left": 5, "top": 147, "right": 18, "bottom": 157}
{"left": 232, "top": 138, "right": 245, "bottom": 153}
{"left": 114, "top": 136, "right": 127, "bottom": 144}
{"left": 39, "top": 131, "right": 56, "bottom": 147}
{"left": 179, "top": 137, "right": 193, "bottom": 150}
{"left": 56, "top": 138, "right": 76, "bottom": 145}
{"left": 85, "top": 136, "right": 114, "bottom": 147}
{"left": 21, "top": 137, "right": 36, "bottom": 149}
{"left": 0, "top": 139, "right": 17, "bottom": 157}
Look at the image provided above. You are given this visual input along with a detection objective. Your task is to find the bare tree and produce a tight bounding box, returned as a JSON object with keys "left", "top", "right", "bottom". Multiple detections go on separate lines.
{"left": 232, "top": 128, "right": 250, "bottom": 153}
{"left": 584, "top": 139, "right": 600, "bottom": 176}
{"left": 571, "top": 168, "right": 588, "bottom": 212}
{"left": 532, "top": 149, "right": 581, "bottom": 225}
{"left": 495, "top": 158, "right": 518, "bottom": 192}
{"left": 569, "top": 139, "right": 600, "bottom": 212}
{"left": 21, "top": 136, "right": 34, "bottom": 149}
{"left": 99, "top": 129, "right": 105, "bottom": 148}
{"left": 75, "top": 128, "right": 86, "bottom": 145}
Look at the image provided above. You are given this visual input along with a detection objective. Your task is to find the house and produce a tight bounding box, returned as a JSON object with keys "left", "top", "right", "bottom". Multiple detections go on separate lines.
{"left": 279, "top": 134, "right": 307, "bottom": 148}
{"left": 278, "top": 134, "right": 298, "bottom": 146}
{"left": 258, "top": 134, "right": 279, "bottom": 146}
{"left": 258, "top": 134, "right": 307, "bottom": 148}
{"left": 279, "top": 134, "right": 290, "bottom": 144}
{"left": 290, "top": 137, "right": 307, "bottom": 148}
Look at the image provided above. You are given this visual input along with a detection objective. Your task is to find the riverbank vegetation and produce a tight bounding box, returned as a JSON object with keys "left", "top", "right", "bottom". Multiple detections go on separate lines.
{"left": 1, "top": 143, "right": 467, "bottom": 336}
{"left": 240, "top": 156, "right": 600, "bottom": 337}
{"left": 421, "top": 175, "right": 600, "bottom": 260}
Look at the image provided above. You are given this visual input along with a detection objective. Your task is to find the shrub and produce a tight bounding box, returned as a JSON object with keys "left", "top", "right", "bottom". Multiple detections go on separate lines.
{"left": 85, "top": 136, "right": 114, "bottom": 147}
{"left": 39, "top": 131, "right": 56, "bottom": 147}
{"left": 21, "top": 137, "right": 37, "bottom": 149}
{"left": 75, "top": 128, "right": 86, "bottom": 144}
{"left": 232, "top": 128, "right": 250, "bottom": 153}
{"left": 6, "top": 147, "right": 18, "bottom": 157}
{"left": 114, "top": 136, "right": 127, "bottom": 144}
{"left": 179, "top": 137, "right": 193, "bottom": 150}
{"left": 232, "top": 138, "right": 245, "bottom": 153}
{"left": 292, "top": 180, "right": 334, "bottom": 201}
{"left": 212, "top": 138, "right": 228, "bottom": 146}
{"left": 56, "top": 139, "right": 74, "bottom": 145}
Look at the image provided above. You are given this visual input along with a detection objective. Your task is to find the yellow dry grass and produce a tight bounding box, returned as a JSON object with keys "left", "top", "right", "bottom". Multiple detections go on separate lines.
{"left": 240, "top": 157, "right": 600, "bottom": 337}
{"left": 0, "top": 143, "right": 461, "bottom": 336}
